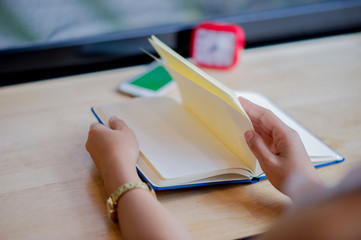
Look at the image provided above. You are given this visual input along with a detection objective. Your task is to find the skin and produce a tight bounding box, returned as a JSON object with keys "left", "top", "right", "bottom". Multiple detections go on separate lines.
{"left": 256, "top": 190, "right": 361, "bottom": 240}
{"left": 238, "top": 97, "right": 325, "bottom": 200}
{"left": 86, "top": 117, "right": 192, "bottom": 240}
{"left": 239, "top": 97, "right": 361, "bottom": 239}
{"left": 86, "top": 98, "right": 361, "bottom": 240}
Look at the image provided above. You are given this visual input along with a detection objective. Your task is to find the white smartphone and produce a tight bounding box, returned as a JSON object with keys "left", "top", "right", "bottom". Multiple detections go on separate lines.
{"left": 118, "top": 62, "right": 175, "bottom": 97}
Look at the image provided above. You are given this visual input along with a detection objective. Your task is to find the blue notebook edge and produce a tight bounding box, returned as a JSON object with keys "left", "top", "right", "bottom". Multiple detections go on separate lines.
{"left": 90, "top": 107, "right": 345, "bottom": 190}
{"left": 257, "top": 158, "right": 345, "bottom": 180}
{"left": 137, "top": 169, "right": 259, "bottom": 190}
{"left": 315, "top": 158, "right": 345, "bottom": 168}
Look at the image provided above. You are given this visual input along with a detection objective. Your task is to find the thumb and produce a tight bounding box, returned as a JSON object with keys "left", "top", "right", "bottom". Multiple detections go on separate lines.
{"left": 244, "top": 130, "right": 275, "bottom": 165}
{"left": 108, "top": 116, "right": 126, "bottom": 130}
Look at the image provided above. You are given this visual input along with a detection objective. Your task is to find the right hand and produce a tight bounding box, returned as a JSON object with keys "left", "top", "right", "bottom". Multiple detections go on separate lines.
{"left": 239, "top": 97, "right": 325, "bottom": 199}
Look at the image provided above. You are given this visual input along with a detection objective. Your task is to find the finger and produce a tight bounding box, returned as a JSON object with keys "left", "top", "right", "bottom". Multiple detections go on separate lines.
{"left": 109, "top": 116, "right": 127, "bottom": 130}
{"left": 90, "top": 122, "right": 104, "bottom": 130}
{"left": 244, "top": 130, "right": 275, "bottom": 166}
{"left": 238, "top": 97, "right": 288, "bottom": 137}
{"left": 87, "top": 123, "right": 105, "bottom": 148}
{"left": 253, "top": 123, "right": 273, "bottom": 147}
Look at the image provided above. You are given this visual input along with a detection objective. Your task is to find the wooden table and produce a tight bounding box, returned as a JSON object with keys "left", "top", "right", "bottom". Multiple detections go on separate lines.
{"left": 1, "top": 33, "right": 361, "bottom": 240}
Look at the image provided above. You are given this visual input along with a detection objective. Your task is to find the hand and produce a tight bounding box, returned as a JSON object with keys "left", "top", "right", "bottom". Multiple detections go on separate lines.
{"left": 85, "top": 116, "right": 141, "bottom": 195}
{"left": 86, "top": 117, "right": 193, "bottom": 239}
{"left": 238, "top": 97, "right": 324, "bottom": 199}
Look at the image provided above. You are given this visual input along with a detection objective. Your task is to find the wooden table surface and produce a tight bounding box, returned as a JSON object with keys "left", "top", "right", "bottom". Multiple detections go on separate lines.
{"left": 1, "top": 32, "right": 361, "bottom": 240}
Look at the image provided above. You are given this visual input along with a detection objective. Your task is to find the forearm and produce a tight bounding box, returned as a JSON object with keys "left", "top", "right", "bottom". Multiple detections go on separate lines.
{"left": 282, "top": 170, "right": 327, "bottom": 205}
{"left": 104, "top": 161, "right": 191, "bottom": 239}
{"left": 117, "top": 188, "right": 192, "bottom": 240}
{"left": 86, "top": 119, "right": 191, "bottom": 239}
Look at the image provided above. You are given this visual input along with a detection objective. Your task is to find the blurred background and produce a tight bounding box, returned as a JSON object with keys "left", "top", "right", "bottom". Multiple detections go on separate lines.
{"left": 1, "top": 0, "right": 360, "bottom": 86}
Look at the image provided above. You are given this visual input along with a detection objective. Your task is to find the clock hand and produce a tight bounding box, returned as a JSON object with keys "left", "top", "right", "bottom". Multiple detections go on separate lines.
{"left": 210, "top": 44, "right": 217, "bottom": 53}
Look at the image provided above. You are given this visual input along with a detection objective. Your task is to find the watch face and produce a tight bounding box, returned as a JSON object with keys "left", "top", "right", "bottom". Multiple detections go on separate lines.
{"left": 193, "top": 29, "right": 236, "bottom": 67}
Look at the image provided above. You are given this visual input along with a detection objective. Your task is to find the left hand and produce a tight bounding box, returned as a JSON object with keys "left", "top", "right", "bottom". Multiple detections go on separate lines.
{"left": 85, "top": 116, "right": 141, "bottom": 195}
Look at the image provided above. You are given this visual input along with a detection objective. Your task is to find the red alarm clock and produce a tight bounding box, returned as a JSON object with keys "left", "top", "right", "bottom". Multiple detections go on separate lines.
{"left": 190, "top": 21, "right": 245, "bottom": 70}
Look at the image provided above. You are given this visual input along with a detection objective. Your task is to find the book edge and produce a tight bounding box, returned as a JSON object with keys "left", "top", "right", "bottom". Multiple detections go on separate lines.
{"left": 137, "top": 169, "right": 259, "bottom": 190}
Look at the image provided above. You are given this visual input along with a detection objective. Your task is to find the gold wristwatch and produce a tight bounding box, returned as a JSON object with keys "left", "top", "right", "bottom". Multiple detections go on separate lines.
{"left": 106, "top": 181, "right": 156, "bottom": 223}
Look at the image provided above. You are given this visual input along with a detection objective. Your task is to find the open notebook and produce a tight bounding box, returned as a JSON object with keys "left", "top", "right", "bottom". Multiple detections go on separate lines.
{"left": 92, "top": 36, "right": 344, "bottom": 190}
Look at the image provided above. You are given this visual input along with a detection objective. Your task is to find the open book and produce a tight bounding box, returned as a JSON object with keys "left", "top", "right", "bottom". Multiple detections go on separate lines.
{"left": 92, "top": 36, "right": 344, "bottom": 190}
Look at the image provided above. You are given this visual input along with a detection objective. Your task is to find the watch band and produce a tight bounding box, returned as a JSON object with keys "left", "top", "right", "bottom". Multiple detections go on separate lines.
{"left": 106, "top": 181, "right": 156, "bottom": 223}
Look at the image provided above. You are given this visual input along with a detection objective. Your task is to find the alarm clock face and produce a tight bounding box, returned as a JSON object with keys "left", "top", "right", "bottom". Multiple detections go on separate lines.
{"left": 193, "top": 28, "right": 236, "bottom": 67}
{"left": 191, "top": 21, "right": 245, "bottom": 69}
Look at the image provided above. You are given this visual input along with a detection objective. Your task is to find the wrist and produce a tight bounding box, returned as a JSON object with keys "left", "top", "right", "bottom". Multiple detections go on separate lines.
{"left": 104, "top": 171, "right": 141, "bottom": 196}
{"left": 283, "top": 171, "right": 326, "bottom": 203}
{"left": 103, "top": 157, "right": 141, "bottom": 195}
{"left": 107, "top": 181, "right": 156, "bottom": 223}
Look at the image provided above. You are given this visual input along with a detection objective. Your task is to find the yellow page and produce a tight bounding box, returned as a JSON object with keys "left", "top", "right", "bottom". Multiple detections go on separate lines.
{"left": 162, "top": 65, "right": 257, "bottom": 172}
{"left": 149, "top": 36, "right": 257, "bottom": 172}
{"left": 149, "top": 35, "right": 247, "bottom": 118}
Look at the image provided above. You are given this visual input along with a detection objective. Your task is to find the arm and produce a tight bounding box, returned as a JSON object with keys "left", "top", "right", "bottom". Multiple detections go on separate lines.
{"left": 238, "top": 97, "right": 326, "bottom": 201}
{"left": 86, "top": 116, "right": 192, "bottom": 240}
{"left": 238, "top": 98, "right": 361, "bottom": 239}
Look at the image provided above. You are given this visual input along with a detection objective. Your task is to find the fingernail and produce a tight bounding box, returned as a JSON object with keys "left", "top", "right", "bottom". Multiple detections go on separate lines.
{"left": 244, "top": 130, "right": 254, "bottom": 142}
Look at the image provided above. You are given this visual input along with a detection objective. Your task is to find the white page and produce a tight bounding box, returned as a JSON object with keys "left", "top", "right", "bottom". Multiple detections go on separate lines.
{"left": 237, "top": 92, "right": 342, "bottom": 160}
{"left": 94, "top": 97, "right": 250, "bottom": 180}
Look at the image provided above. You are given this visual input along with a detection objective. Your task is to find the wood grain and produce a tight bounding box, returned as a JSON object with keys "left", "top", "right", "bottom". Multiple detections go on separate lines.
{"left": 1, "top": 33, "right": 360, "bottom": 240}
